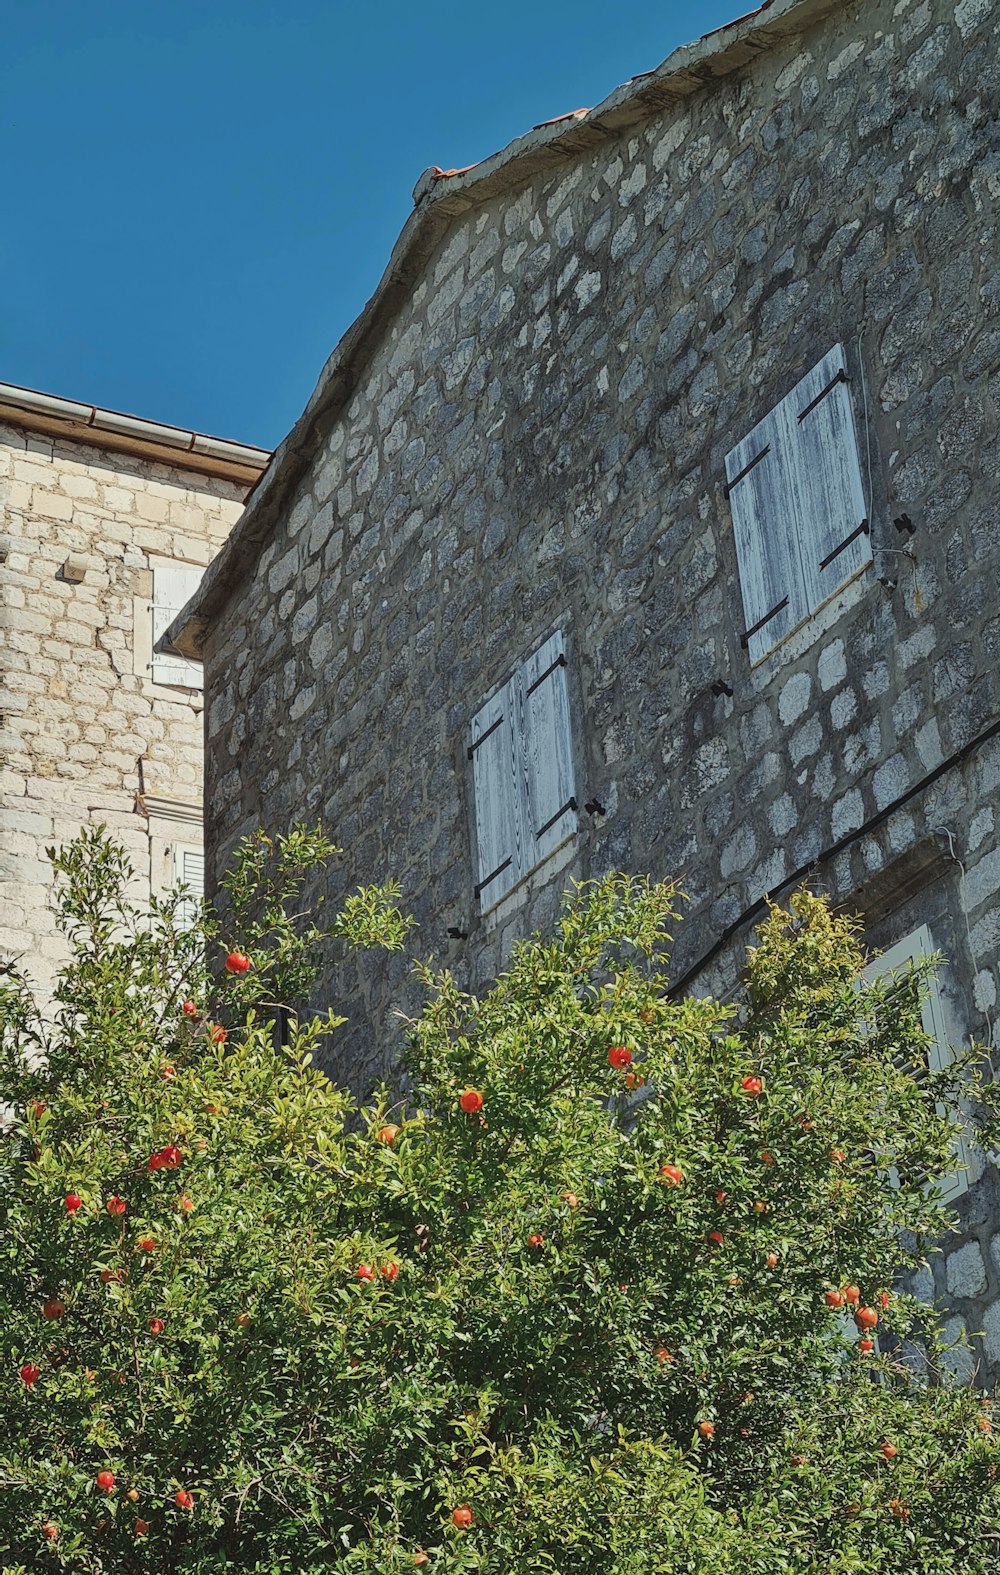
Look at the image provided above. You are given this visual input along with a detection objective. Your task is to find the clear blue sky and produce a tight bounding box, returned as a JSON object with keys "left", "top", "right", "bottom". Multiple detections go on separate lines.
{"left": 2, "top": 0, "right": 740, "bottom": 449}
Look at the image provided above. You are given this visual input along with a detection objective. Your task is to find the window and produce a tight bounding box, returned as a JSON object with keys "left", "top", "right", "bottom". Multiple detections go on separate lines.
{"left": 725, "top": 342, "right": 871, "bottom": 664}
{"left": 151, "top": 564, "right": 204, "bottom": 688}
{"left": 863, "top": 925, "right": 970, "bottom": 1204}
{"left": 468, "top": 630, "right": 577, "bottom": 909}
{"left": 172, "top": 844, "right": 205, "bottom": 928}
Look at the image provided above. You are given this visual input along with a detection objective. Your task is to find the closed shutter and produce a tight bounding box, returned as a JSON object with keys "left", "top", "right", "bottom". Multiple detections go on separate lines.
{"left": 725, "top": 405, "right": 801, "bottom": 665}
{"left": 151, "top": 565, "right": 204, "bottom": 687}
{"left": 518, "top": 630, "right": 577, "bottom": 864}
{"left": 469, "top": 689, "right": 520, "bottom": 907}
{"left": 173, "top": 844, "right": 205, "bottom": 928}
{"left": 725, "top": 343, "right": 870, "bottom": 665}
{"left": 790, "top": 343, "right": 871, "bottom": 611}
{"left": 864, "top": 927, "right": 969, "bottom": 1204}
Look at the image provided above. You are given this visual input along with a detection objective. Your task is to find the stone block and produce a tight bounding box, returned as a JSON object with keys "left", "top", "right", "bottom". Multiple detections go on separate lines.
{"left": 946, "top": 1240, "right": 988, "bottom": 1300}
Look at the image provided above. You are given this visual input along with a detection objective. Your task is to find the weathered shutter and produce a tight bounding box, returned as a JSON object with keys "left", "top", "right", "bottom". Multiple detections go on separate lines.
{"left": 469, "top": 688, "right": 519, "bottom": 907}
{"left": 788, "top": 343, "right": 871, "bottom": 611}
{"left": 725, "top": 406, "right": 802, "bottom": 665}
{"left": 518, "top": 630, "right": 577, "bottom": 863}
{"left": 151, "top": 565, "right": 204, "bottom": 687}
{"left": 864, "top": 926, "right": 969, "bottom": 1203}
{"left": 173, "top": 844, "right": 205, "bottom": 928}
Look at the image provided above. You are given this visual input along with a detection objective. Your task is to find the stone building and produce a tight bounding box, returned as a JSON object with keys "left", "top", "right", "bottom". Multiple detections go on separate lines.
{"left": 0, "top": 380, "right": 268, "bottom": 999}
{"left": 173, "top": 0, "right": 1000, "bottom": 1368}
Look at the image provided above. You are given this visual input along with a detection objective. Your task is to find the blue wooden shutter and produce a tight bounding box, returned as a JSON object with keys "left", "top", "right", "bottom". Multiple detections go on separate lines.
{"left": 789, "top": 343, "right": 871, "bottom": 611}
{"left": 725, "top": 406, "right": 802, "bottom": 664}
{"left": 469, "top": 688, "right": 520, "bottom": 907}
{"left": 517, "top": 630, "right": 577, "bottom": 863}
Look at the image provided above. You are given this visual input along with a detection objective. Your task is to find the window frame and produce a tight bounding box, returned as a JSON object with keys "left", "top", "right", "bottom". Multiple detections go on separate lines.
{"left": 863, "top": 924, "right": 970, "bottom": 1205}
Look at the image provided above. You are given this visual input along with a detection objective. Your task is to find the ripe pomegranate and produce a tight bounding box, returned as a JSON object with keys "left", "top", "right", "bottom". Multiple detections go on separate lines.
{"left": 20, "top": 1362, "right": 41, "bottom": 1386}
{"left": 137, "top": 1236, "right": 157, "bottom": 1253}
{"left": 381, "top": 1263, "right": 399, "bottom": 1281}
{"left": 30, "top": 1101, "right": 47, "bottom": 1120}
{"left": 179, "top": 1194, "right": 194, "bottom": 1212}
{"left": 135, "top": 1518, "right": 150, "bottom": 1536}
{"left": 698, "top": 1421, "right": 715, "bottom": 1438}
{"left": 149, "top": 1318, "right": 165, "bottom": 1335}
{"left": 225, "top": 949, "right": 251, "bottom": 975}
{"left": 96, "top": 1470, "right": 116, "bottom": 1493}
{"left": 106, "top": 1195, "right": 126, "bottom": 1216}
{"left": 451, "top": 1505, "right": 474, "bottom": 1528}
{"left": 174, "top": 1488, "right": 194, "bottom": 1510}
{"left": 715, "top": 1190, "right": 728, "bottom": 1205}
{"left": 42, "top": 1299, "right": 65, "bottom": 1321}
{"left": 830, "top": 1148, "right": 845, "bottom": 1164}
{"left": 356, "top": 1264, "right": 375, "bottom": 1282}
{"left": 527, "top": 1233, "right": 544, "bottom": 1249}
{"left": 64, "top": 1193, "right": 82, "bottom": 1215}
{"left": 880, "top": 1441, "right": 897, "bottom": 1460}
{"left": 160, "top": 1064, "right": 175, "bottom": 1080}
{"left": 825, "top": 1289, "right": 844, "bottom": 1308}
{"left": 377, "top": 1124, "right": 399, "bottom": 1145}
{"left": 181, "top": 1000, "right": 198, "bottom": 1016}
{"left": 659, "top": 1164, "right": 684, "bottom": 1186}
{"left": 161, "top": 1145, "right": 181, "bottom": 1170}
{"left": 753, "top": 1200, "right": 769, "bottom": 1214}
{"left": 210, "top": 1024, "right": 227, "bottom": 1045}
{"left": 655, "top": 1347, "right": 672, "bottom": 1363}
{"left": 560, "top": 1191, "right": 579, "bottom": 1208}
{"left": 707, "top": 1230, "right": 724, "bottom": 1247}
{"left": 607, "top": 1045, "right": 632, "bottom": 1069}
{"left": 766, "top": 1252, "right": 779, "bottom": 1268}
{"left": 741, "top": 1075, "right": 763, "bottom": 1096}
{"left": 41, "top": 1521, "right": 58, "bottom": 1540}
{"left": 879, "top": 1291, "right": 890, "bottom": 1309}
{"left": 855, "top": 1306, "right": 879, "bottom": 1331}
{"left": 459, "top": 1088, "right": 483, "bottom": 1113}
{"left": 858, "top": 1338, "right": 875, "bottom": 1354}
{"left": 414, "top": 1552, "right": 430, "bottom": 1567}
{"left": 978, "top": 1415, "right": 993, "bottom": 1435}
{"left": 843, "top": 1284, "right": 861, "bottom": 1305}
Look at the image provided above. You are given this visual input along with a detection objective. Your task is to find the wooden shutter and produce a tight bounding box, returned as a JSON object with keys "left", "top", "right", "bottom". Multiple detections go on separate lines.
{"left": 788, "top": 343, "right": 871, "bottom": 612}
{"left": 172, "top": 844, "right": 205, "bottom": 928}
{"left": 469, "top": 688, "right": 520, "bottom": 907}
{"left": 863, "top": 926, "right": 969, "bottom": 1203}
{"left": 725, "top": 343, "right": 871, "bottom": 664}
{"left": 518, "top": 630, "right": 577, "bottom": 863}
{"left": 151, "top": 565, "right": 204, "bottom": 687}
{"left": 725, "top": 405, "right": 802, "bottom": 664}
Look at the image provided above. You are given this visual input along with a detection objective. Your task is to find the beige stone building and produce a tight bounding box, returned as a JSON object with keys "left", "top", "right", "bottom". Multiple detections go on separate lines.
{"left": 0, "top": 381, "right": 268, "bottom": 997}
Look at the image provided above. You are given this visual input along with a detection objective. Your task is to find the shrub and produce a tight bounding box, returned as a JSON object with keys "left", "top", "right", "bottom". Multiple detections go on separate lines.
{"left": 1, "top": 829, "right": 998, "bottom": 1572}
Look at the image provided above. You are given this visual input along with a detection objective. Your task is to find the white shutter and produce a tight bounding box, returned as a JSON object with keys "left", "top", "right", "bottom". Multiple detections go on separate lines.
{"left": 518, "top": 630, "right": 577, "bottom": 864}
{"left": 725, "top": 405, "right": 802, "bottom": 664}
{"left": 151, "top": 565, "right": 204, "bottom": 687}
{"left": 864, "top": 926, "right": 969, "bottom": 1203}
{"left": 788, "top": 343, "right": 871, "bottom": 612}
{"left": 725, "top": 344, "right": 871, "bottom": 664}
{"left": 469, "top": 688, "right": 520, "bottom": 908}
{"left": 172, "top": 844, "right": 205, "bottom": 928}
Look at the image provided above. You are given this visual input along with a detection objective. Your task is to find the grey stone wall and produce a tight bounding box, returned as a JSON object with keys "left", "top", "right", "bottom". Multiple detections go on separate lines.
{"left": 203, "top": 0, "right": 1000, "bottom": 1372}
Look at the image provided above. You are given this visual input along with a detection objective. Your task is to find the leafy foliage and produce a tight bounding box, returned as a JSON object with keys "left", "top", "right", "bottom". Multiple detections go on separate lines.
{"left": 1, "top": 834, "right": 998, "bottom": 1573}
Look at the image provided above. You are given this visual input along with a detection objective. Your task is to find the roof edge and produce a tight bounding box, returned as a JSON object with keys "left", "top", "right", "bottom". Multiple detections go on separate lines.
{"left": 169, "top": 0, "right": 838, "bottom": 656}
{"left": 0, "top": 381, "right": 271, "bottom": 487}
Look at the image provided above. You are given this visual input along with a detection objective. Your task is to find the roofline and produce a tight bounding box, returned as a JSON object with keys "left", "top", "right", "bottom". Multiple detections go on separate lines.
{"left": 168, "top": 0, "right": 839, "bottom": 658}
{"left": 0, "top": 380, "right": 271, "bottom": 487}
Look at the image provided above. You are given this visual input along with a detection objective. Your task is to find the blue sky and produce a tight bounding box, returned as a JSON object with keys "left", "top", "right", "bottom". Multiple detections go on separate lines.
{"left": 2, "top": 0, "right": 740, "bottom": 449}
